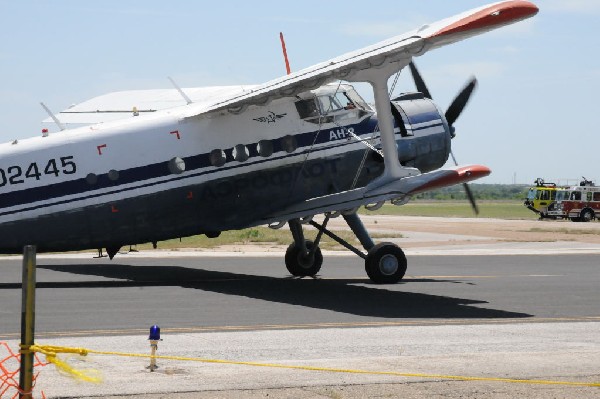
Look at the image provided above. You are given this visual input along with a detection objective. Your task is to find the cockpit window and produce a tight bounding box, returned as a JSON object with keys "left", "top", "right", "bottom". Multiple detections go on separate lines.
{"left": 295, "top": 89, "right": 372, "bottom": 124}
{"left": 318, "top": 95, "right": 344, "bottom": 114}
{"left": 295, "top": 99, "right": 320, "bottom": 119}
{"left": 345, "top": 89, "right": 371, "bottom": 111}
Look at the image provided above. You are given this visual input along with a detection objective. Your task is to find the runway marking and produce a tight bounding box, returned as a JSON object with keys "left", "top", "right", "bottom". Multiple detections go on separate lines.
{"left": 2, "top": 317, "right": 600, "bottom": 339}
{"left": 406, "top": 274, "right": 563, "bottom": 279}
{"left": 27, "top": 344, "right": 600, "bottom": 388}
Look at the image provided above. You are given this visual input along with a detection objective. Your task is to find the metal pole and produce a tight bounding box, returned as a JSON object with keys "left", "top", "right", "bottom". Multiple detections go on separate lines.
{"left": 19, "top": 245, "right": 36, "bottom": 399}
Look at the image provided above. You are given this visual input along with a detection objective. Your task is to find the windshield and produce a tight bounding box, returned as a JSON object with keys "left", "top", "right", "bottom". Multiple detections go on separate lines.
{"left": 344, "top": 88, "right": 371, "bottom": 111}
{"left": 527, "top": 189, "right": 537, "bottom": 200}
{"left": 555, "top": 191, "right": 568, "bottom": 202}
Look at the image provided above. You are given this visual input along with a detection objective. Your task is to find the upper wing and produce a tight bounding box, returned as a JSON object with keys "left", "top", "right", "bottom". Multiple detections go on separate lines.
{"left": 44, "top": 1, "right": 537, "bottom": 127}
{"left": 183, "top": 0, "right": 537, "bottom": 119}
{"left": 42, "top": 86, "right": 255, "bottom": 126}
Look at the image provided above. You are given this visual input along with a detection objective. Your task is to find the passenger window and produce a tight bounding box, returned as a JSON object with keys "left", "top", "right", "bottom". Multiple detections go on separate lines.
{"left": 210, "top": 149, "right": 226, "bottom": 167}
{"left": 281, "top": 135, "right": 297, "bottom": 153}
{"left": 594, "top": 192, "right": 600, "bottom": 202}
{"left": 257, "top": 140, "right": 273, "bottom": 157}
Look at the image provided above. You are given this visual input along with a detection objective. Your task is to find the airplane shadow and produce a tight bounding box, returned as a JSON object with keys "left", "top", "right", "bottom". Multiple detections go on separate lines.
{"left": 22, "top": 262, "right": 533, "bottom": 320}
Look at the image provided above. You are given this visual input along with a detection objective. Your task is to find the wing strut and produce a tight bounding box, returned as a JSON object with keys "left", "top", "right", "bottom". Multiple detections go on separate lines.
{"left": 168, "top": 76, "right": 193, "bottom": 105}
{"left": 349, "top": 65, "right": 419, "bottom": 185}
{"left": 40, "top": 102, "right": 66, "bottom": 131}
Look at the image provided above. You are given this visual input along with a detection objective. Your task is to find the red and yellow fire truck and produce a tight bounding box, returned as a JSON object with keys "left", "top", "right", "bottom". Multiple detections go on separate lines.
{"left": 547, "top": 178, "right": 600, "bottom": 222}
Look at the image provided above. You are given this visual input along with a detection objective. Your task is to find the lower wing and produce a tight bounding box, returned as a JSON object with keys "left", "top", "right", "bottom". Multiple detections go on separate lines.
{"left": 264, "top": 164, "right": 490, "bottom": 223}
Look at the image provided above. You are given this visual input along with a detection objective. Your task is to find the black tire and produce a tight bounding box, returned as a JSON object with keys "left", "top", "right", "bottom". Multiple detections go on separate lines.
{"left": 365, "top": 242, "right": 407, "bottom": 284}
{"left": 285, "top": 240, "right": 322, "bottom": 277}
{"left": 580, "top": 209, "right": 594, "bottom": 223}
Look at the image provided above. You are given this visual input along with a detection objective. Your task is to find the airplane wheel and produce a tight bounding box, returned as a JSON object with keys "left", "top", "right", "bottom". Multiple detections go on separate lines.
{"left": 365, "top": 242, "right": 407, "bottom": 284}
{"left": 285, "top": 240, "right": 322, "bottom": 277}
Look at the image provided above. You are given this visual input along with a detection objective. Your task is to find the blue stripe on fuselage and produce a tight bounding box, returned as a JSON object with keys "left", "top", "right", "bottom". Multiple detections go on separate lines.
{"left": 0, "top": 117, "right": 380, "bottom": 216}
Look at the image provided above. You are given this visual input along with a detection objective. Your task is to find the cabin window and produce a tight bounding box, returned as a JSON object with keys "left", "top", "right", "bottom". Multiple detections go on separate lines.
{"left": 108, "top": 170, "right": 119, "bottom": 181}
{"left": 281, "top": 135, "right": 297, "bottom": 153}
{"left": 168, "top": 157, "right": 186, "bottom": 174}
{"left": 257, "top": 140, "right": 273, "bottom": 157}
{"left": 232, "top": 144, "right": 249, "bottom": 162}
{"left": 86, "top": 173, "right": 98, "bottom": 185}
{"left": 593, "top": 192, "right": 600, "bottom": 202}
{"left": 570, "top": 191, "right": 581, "bottom": 201}
{"left": 210, "top": 149, "right": 226, "bottom": 167}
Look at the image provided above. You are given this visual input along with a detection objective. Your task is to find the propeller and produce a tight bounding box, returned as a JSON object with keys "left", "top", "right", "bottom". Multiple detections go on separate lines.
{"left": 408, "top": 61, "right": 480, "bottom": 214}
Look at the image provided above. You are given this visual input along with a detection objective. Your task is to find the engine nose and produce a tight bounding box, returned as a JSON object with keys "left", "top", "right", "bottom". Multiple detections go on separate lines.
{"left": 390, "top": 93, "right": 452, "bottom": 173}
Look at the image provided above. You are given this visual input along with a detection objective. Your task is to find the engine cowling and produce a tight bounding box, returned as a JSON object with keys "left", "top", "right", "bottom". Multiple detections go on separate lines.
{"left": 390, "top": 92, "right": 452, "bottom": 173}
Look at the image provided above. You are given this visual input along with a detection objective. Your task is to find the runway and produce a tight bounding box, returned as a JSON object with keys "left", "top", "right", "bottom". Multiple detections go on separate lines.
{"left": 0, "top": 251, "right": 599, "bottom": 397}
{"left": 0, "top": 254, "right": 599, "bottom": 336}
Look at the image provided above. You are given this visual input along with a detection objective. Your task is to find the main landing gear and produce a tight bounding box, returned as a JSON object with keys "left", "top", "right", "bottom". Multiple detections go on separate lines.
{"left": 285, "top": 213, "right": 407, "bottom": 283}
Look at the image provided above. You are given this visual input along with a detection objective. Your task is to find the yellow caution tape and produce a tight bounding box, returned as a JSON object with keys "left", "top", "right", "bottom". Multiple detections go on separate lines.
{"left": 25, "top": 344, "right": 600, "bottom": 388}
{"left": 21, "top": 345, "right": 101, "bottom": 383}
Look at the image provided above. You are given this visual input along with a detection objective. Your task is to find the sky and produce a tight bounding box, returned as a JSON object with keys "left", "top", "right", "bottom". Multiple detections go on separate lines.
{"left": 0, "top": 0, "right": 598, "bottom": 185}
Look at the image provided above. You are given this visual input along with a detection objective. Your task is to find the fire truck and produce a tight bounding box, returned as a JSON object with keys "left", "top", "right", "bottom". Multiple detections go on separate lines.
{"left": 524, "top": 178, "right": 562, "bottom": 218}
{"left": 547, "top": 178, "right": 600, "bottom": 222}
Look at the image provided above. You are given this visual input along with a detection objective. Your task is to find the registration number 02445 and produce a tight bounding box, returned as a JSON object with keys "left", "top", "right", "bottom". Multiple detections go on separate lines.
{"left": 0, "top": 156, "right": 77, "bottom": 187}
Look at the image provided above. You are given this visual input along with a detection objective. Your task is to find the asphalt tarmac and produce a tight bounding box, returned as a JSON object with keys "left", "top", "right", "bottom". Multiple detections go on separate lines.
{"left": 0, "top": 252, "right": 599, "bottom": 398}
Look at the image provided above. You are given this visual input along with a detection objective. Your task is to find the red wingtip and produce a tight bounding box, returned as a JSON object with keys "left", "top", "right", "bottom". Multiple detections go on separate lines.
{"left": 430, "top": 1, "right": 538, "bottom": 39}
{"left": 410, "top": 165, "right": 491, "bottom": 194}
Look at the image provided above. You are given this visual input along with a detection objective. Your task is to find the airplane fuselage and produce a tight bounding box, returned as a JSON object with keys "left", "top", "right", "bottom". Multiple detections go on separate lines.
{"left": 0, "top": 84, "right": 450, "bottom": 254}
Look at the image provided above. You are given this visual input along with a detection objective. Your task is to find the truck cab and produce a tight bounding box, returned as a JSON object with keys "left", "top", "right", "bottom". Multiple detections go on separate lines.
{"left": 524, "top": 178, "right": 561, "bottom": 218}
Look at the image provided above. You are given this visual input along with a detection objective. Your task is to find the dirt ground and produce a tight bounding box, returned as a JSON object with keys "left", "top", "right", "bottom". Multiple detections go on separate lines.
{"left": 341, "top": 214, "right": 600, "bottom": 247}
{"left": 200, "top": 215, "right": 600, "bottom": 254}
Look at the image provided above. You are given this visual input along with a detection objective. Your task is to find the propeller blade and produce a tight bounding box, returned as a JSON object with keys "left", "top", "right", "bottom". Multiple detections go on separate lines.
{"left": 445, "top": 77, "right": 477, "bottom": 127}
{"left": 451, "top": 149, "right": 479, "bottom": 215}
{"left": 408, "top": 62, "right": 432, "bottom": 99}
{"left": 463, "top": 182, "right": 479, "bottom": 215}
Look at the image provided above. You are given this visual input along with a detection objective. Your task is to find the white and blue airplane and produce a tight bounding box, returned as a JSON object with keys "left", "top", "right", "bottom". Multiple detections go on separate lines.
{"left": 0, "top": 1, "right": 537, "bottom": 283}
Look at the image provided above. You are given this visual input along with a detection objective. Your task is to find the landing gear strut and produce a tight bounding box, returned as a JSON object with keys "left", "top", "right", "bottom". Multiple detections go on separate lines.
{"left": 286, "top": 212, "right": 407, "bottom": 283}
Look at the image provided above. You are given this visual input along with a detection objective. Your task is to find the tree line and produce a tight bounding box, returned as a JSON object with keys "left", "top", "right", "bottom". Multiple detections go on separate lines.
{"left": 414, "top": 184, "right": 528, "bottom": 201}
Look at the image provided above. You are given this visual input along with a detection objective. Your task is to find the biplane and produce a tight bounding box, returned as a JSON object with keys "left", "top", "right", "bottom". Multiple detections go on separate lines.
{"left": 0, "top": 1, "right": 538, "bottom": 283}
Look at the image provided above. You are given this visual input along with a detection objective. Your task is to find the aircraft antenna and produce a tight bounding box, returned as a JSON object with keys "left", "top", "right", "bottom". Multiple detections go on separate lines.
{"left": 168, "top": 76, "right": 193, "bottom": 105}
{"left": 40, "top": 102, "right": 66, "bottom": 131}
{"left": 279, "top": 32, "right": 291, "bottom": 75}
